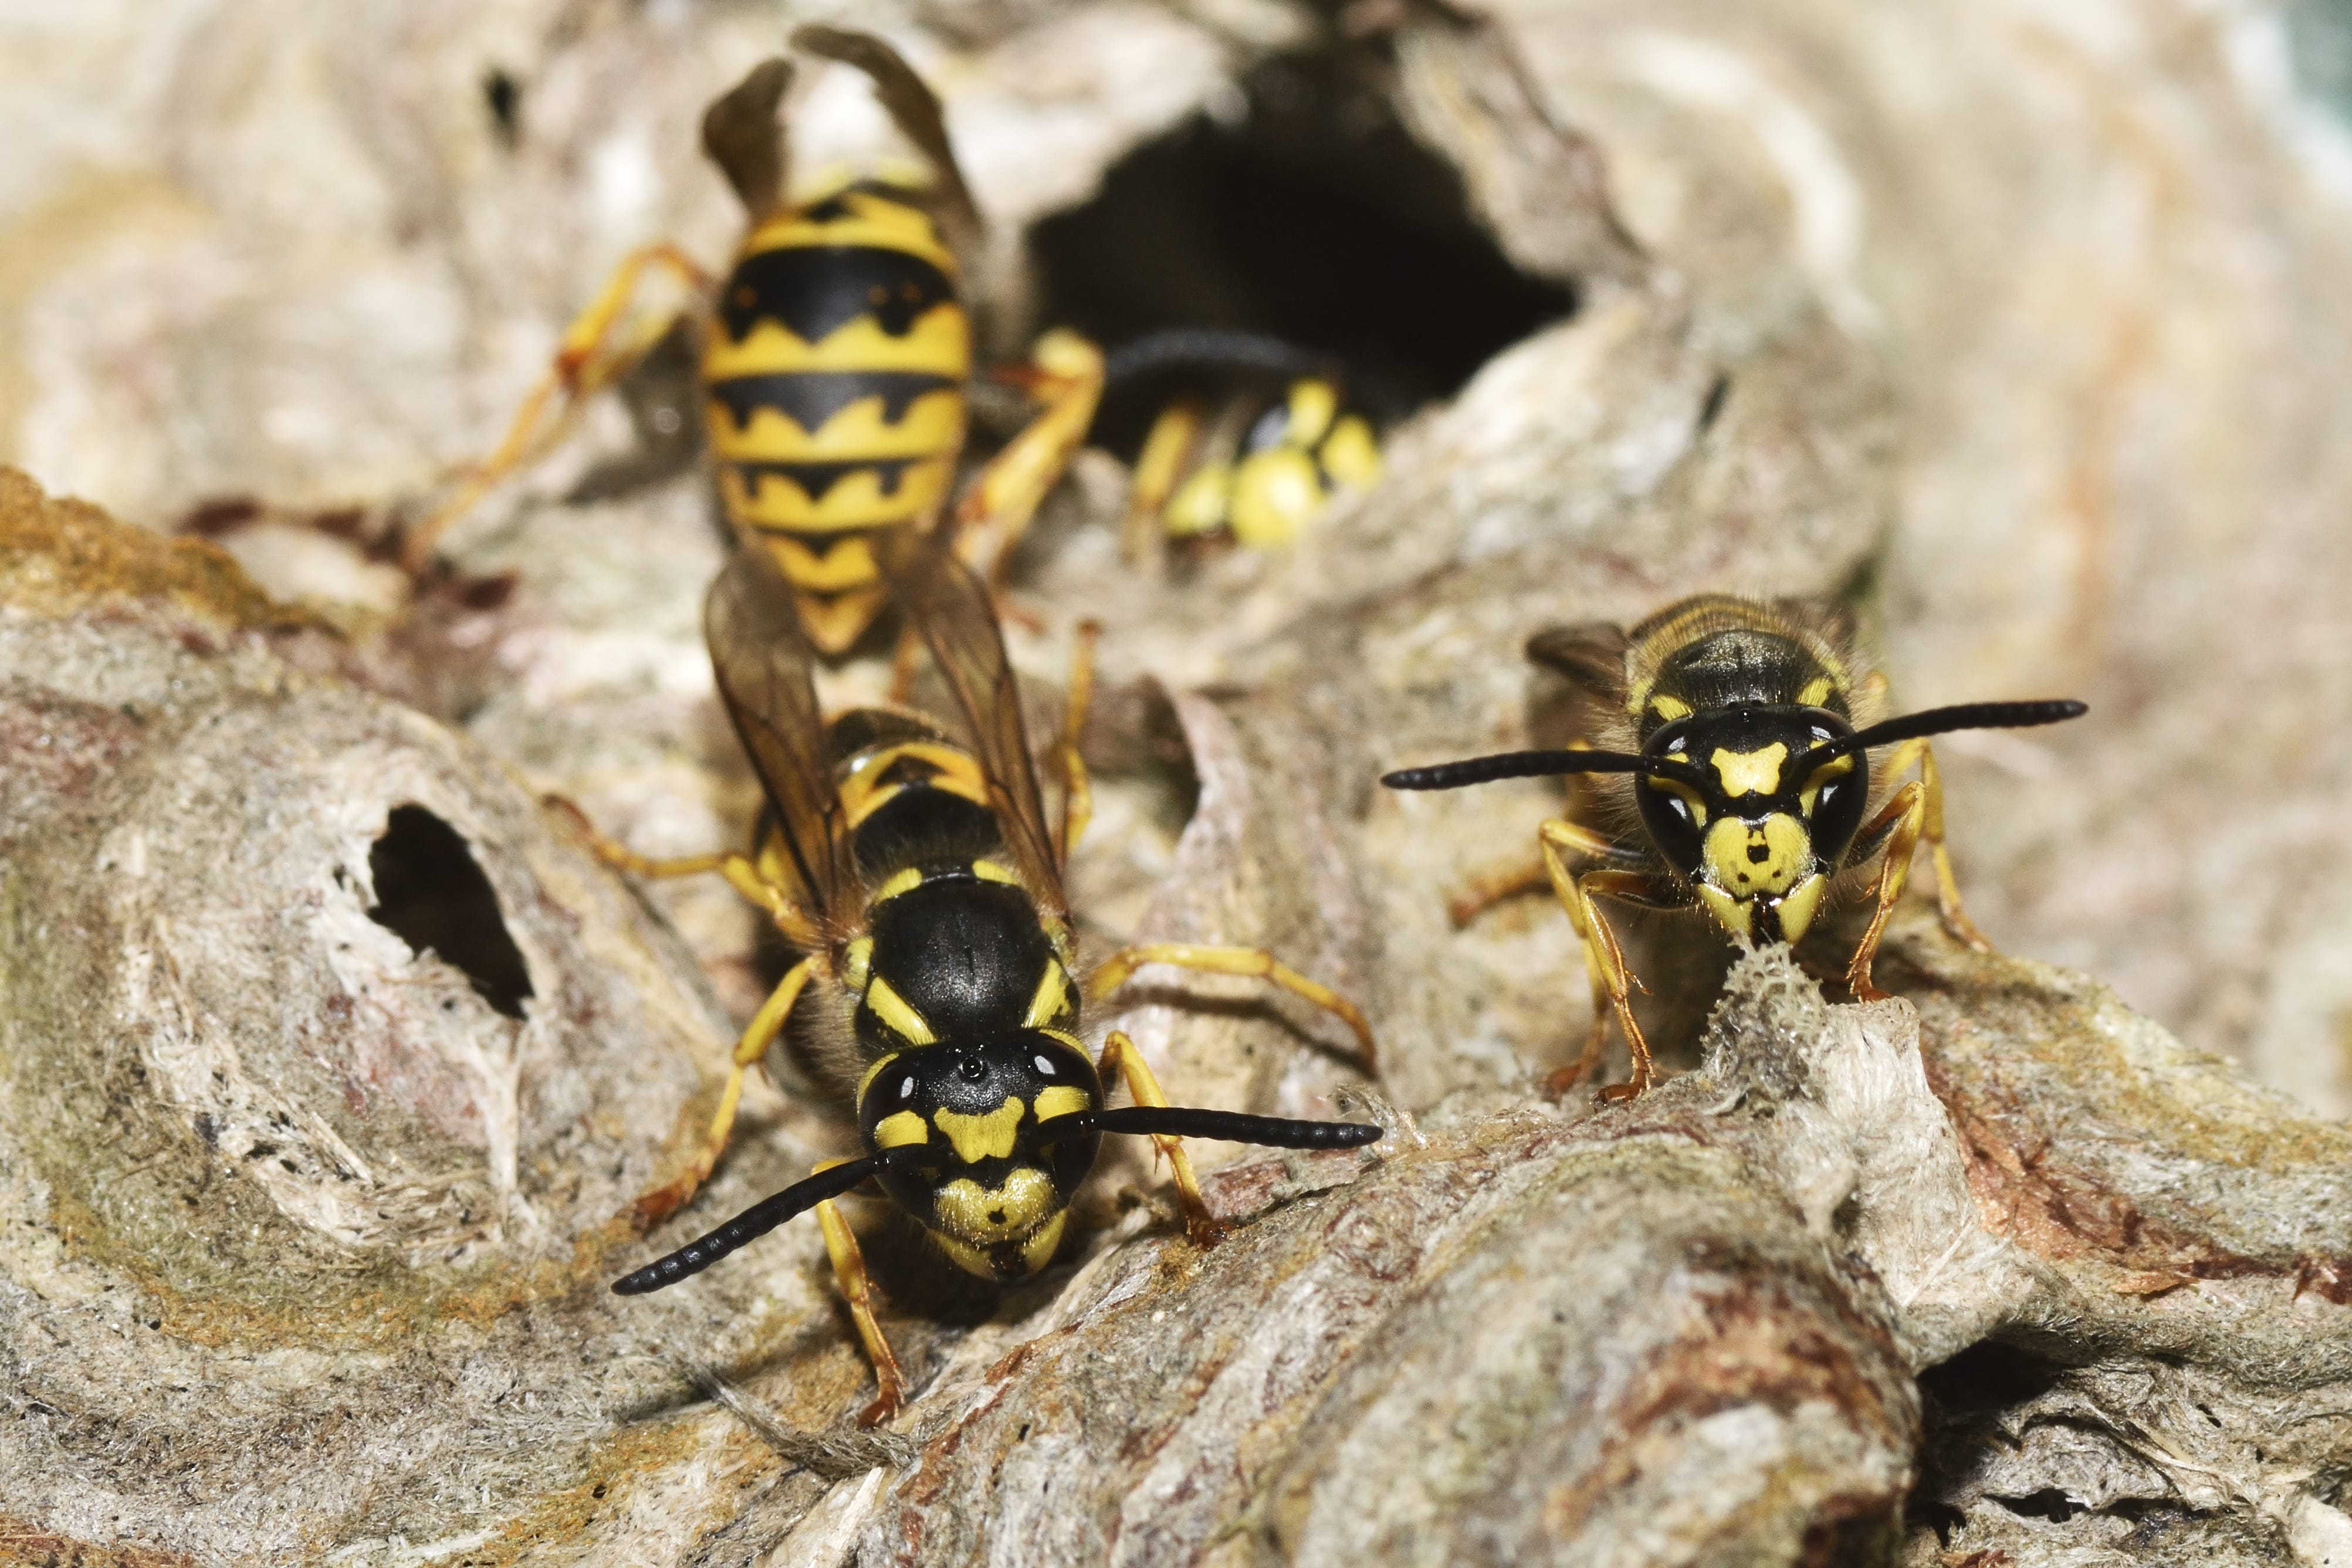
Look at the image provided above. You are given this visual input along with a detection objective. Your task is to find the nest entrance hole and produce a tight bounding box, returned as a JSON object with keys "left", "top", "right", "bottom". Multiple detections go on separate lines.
{"left": 367, "top": 804, "right": 535, "bottom": 1020}
{"left": 1027, "top": 37, "right": 1578, "bottom": 455}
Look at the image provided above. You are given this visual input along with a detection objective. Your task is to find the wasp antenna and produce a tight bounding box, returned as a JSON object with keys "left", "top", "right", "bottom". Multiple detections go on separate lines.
{"left": 1101, "top": 328, "right": 1341, "bottom": 388}
{"left": 1057, "top": 1105, "right": 1382, "bottom": 1150}
{"left": 611, "top": 1144, "right": 942, "bottom": 1296}
{"left": 1381, "top": 749, "right": 1652, "bottom": 791}
{"left": 1814, "top": 699, "right": 2089, "bottom": 765}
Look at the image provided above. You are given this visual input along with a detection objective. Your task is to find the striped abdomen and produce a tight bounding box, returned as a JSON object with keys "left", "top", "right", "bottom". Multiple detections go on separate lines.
{"left": 703, "top": 184, "right": 969, "bottom": 653}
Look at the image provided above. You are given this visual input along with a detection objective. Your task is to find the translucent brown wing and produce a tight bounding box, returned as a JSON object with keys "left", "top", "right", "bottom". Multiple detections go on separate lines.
{"left": 700, "top": 57, "right": 793, "bottom": 223}
{"left": 1524, "top": 621, "right": 1630, "bottom": 696}
{"left": 704, "top": 544, "right": 854, "bottom": 924}
{"left": 876, "top": 530, "right": 1069, "bottom": 919}
{"left": 791, "top": 26, "right": 984, "bottom": 260}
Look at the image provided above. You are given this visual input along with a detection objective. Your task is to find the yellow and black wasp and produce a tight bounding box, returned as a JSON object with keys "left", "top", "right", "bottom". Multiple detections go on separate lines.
{"left": 596, "top": 536, "right": 1379, "bottom": 1423}
{"left": 404, "top": 28, "right": 1101, "bottom": 653}
{"left": 1106, "top": 328, "right": 1380, "bottom": 556}
{"left": 1383, "top": 595, "right": 2086, "bottom": 1098}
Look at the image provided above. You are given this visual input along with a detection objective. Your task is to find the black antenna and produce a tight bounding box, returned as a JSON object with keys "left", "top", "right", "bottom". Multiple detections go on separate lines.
{"left": 612, "top": 1142, "right": 944, "bottom": 1295}
{"left": 1799, "top": 699, "right": 2087, "bottom": 768}
{"left": 1380, "top": 749, "right": 1709, "bottom": 793}
{"left": 1052, "top": 1106, "right": 1382, "bottom": 1149}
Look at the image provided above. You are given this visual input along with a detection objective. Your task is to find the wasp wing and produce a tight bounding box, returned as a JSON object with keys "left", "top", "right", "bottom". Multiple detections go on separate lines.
{"left": 878, "top": 531, "right": 1069, "bottom": 920}
{"left": 704, "top": 544, "right": 854, "bottom": 925}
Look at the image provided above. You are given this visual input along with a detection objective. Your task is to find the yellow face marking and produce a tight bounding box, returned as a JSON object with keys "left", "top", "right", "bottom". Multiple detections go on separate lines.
{"left": 1646, "top": 774, "right": 1710, "bottom": 827}
{"left": 841, "top": 937, "right": 875, "bottom": 994}
{"left": 1284, "top": 378, "right": 1339, "bottom": 448}
{"left": 864, "top": 975, "right": 936, "bottom": 1045}
{"left": 1712, "top": 743, "right": 1788, "bottom": 799}
{"left": 871, "top": 866, "right": 923, "bottom": 903}
{"left": 1776, "top": 874, "right": 1829, "bottom": 943}
{"left": 1697, "top": 883, "right": 1752, "bottom": 939}
{"left": 932, "top": 1100, "right": 1025, "bottom": 1163}
{"left": 1024, "top": 961, "right": 1071, "bottom": 1029}
{"left": 1034, "top": 1084, "right": 1091, "bottom": 1122}
{"left": 1701, "top": 814, "right": 1813, "bottom": 900}
{"left": 1798, "top": 753, "right": 1857, "bottom": 816}
{"left": 855, "top": 1045, "right": 897, "bottom": 1101}
{"left": 932, "top": 1167, "right": 1057, "bottom": 1247}
{"left": 929, "top": 1208, "right": 1069, "bottom": 1279}
{"left": 1318, "top": 414, "right": 1380, "bottom": 488}
{"left": 874, "top": 1110, "right": 929, "bottom": 1149}
{"left": 972, "top": 860, "right": 1021, "bottom": 886}
{"left": 1649, "top": 694, "right": 1693, "bottom": 722}
{"left": 1229, "top": 448, "right": 1323, "bottom": 550}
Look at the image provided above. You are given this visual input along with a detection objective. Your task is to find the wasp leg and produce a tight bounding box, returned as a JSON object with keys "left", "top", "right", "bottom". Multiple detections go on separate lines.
{"left": 1873, "top": 736, "right": 1992, "bottom": 952}
{"left": 1447, "top": 858, "right": 1550, "bottom": 927}
{"left": 1094, "top": 1029, "right": 1221, "bottom": 1247}
{"left": 811, "top": 1183, "right": 908, "bottom": 1427}
{"left": 543, "top": 797, "right": 821, "bottom": 943}
{"left": 635, "top": 956, "right": 817, "bottom": 1228}
{"left": 1088, "top": 943, "right": 1376, "bottom": 1072}
{"left": 1058, "top": 620, "right": 1101, "bottom": 861}
{"left": 1842, "top": 780, "right": 1927, "bottom": 1003}
{"left": 403, "top": 243, "right": 710, "bottom": 571}
{"left": 953, "top": 331, "right": 1106, "bottom": 585}
{"left": 1539, "top": 818, "right": 1664, "bottom": 1100}
{"left": 1122, "top": 397, "right": 1204, "bottom": 564}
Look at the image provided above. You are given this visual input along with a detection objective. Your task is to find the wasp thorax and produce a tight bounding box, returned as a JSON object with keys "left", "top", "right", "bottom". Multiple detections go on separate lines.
{"left": 855, "top": 1034, "right": 1101, "bottom": 1279}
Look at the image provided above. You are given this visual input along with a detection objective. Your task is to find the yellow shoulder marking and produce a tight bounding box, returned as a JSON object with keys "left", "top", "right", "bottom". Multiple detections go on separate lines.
{"left": 1023, "top": 960, "right": 1071, "bottom": 1029}
{"left": 933, "top": 1100, "right": 1025, "bottom": 1163}
{"left": 972, "top": 859, "right": 1021, "bottom": 886}
{"left": 871, "top": 866, "right": 923, "bottom": 903}
{"left": 1712, "top": 742, "right": 1789, "bottom": 798}
{"left": 874, "top": 1110, "right": 929, "bottom": 1149}
{"left": 865, "top": 974, "right": 936, "bottom": 1045}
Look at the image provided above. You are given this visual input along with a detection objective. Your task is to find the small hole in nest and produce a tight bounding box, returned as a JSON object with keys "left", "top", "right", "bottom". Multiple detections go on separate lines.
{"left": 367, "top": 805, "right": 535, "bottom": 1020}
{"left": 1028, "top": 37, "right": 1577, "bottom": 456}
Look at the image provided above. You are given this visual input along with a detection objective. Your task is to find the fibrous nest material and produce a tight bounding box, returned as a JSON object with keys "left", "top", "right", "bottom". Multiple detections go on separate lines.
{"left": 5, "top": 1, "right": 2352, "bottom": 1564}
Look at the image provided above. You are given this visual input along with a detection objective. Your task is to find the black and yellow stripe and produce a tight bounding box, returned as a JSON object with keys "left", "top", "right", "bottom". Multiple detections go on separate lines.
{"left": 702, "top": 182, "right": 970, "bottom": 652}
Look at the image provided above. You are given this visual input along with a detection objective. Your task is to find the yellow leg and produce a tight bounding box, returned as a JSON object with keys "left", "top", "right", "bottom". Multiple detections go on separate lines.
{"left": 403, "top": 243, "right": 709, "bottom": 571}
{"left": 1539, "top": 818, "right": 1660, "bottom": 1100}
{"left": 953, "top": 330, "right": 1106, "bottom": 585}
{"left": 1845, "top": 781, "right": 1927, "bottom": 1003}
{"left": 1447, "top": 856, "right": 1552, "bottom": 928}
{"left": 635, "top": 957, "right": 815, "bottom": 1228}
{"left": 1088, "top": 943, "right": 1376, "bottom": 1071}
{"left": 1058, "top": 619, "right": 1101, "bottom": 861}
{"left": 543, "top": 795, "right": 821, "bottom": 944}
{"left": 811, "top": 1184, "right": 908, "bottom": 1427}
{"left": 1875, "top": 737, "right": 1991, "bottom": 951}
{"left": 1095, "top": 1029, "right": 1219, "bottom": 1246}
{"left": 1123, "top": 397, "right": 1204, "bottom": 563}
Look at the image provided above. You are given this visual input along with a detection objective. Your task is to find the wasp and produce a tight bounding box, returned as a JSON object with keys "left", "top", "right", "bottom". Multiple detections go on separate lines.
{"left": 1106, "top": 328, "right": 1381, "bottom": 556}
{"left": 593, "top": 537, "right": 1379, "bottom": 1423}
{"left": 1383, "top": 595, "right": 2086, "bottom": 1099}
{"left": 403, "top": 28, "right": 1102, "bottom": 654}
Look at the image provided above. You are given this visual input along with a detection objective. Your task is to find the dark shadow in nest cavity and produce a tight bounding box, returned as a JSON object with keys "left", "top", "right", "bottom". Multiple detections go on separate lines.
{"left": 367, "top": 804, "right": 536, "bottom": 1020}
{"left": 1027, "top": 35, "right": 1578, "bottom": 458}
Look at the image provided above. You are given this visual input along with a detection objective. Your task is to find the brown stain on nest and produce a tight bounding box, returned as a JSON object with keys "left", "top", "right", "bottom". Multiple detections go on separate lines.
{"left": 45, "top": 1178, "right": 650, "bottom": 1351}
{"left": 1543, "top": 1268, "right": 1913, "bottom": 1542}
{"left": 0, "top": 466, "right": 327, "bottom": 637}
{"left": 0, "top": 1518, "right": 202, "bottom": 1567}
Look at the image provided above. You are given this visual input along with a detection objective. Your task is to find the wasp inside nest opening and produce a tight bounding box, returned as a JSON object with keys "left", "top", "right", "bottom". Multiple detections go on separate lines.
{"left": 1027, "top": 38, "right": 1576, "bottom": 554}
